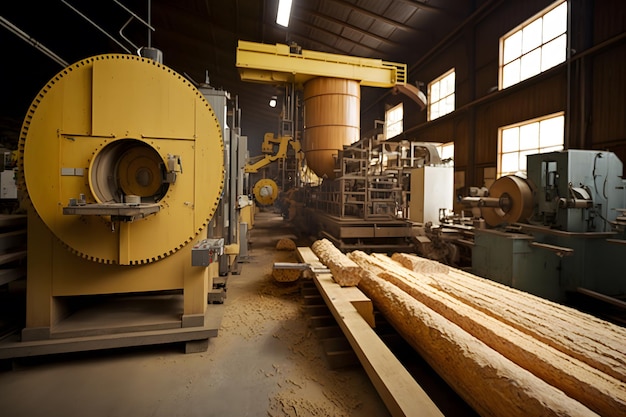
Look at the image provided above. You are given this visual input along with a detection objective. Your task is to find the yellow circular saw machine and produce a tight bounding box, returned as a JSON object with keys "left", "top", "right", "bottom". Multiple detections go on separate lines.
{"left": 18, "top": 54, "right": 225, "bottom": 342}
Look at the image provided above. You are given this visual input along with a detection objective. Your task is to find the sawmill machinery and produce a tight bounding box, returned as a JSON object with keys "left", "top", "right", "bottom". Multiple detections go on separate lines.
{"left": 1, "top": 53, "right": 238, "bottom": 357}
{"left": 456, "top": 149, "right": 626, "bottom": 305}
{"left": 245, "top": 132, "right": 304, "bottom": 207}
{"left": 236, "top": 41, "right": 446, "bottom": 251}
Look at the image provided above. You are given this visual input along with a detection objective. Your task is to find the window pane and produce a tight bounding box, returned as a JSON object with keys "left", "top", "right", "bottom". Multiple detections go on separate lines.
{"left": 430, "top": 102, "right": 439, "bottom": 120}
{"left": 501, "top": 152, "right": 519, "bottom": 173}
{"left": 519, "top": 123, "right": 539, "bottom": 150}
{"left": 522, "top": 19, "right": 543, "bottom": 54}
{"left": 503, "top": 31, "right": 522, "bottom": 64}
{"left": 541, "top": 34, "right": 566, "bottom": 71}
{"left": 430, "top": 82, "right": 440, "bottom": 102}
{"left": 500, "top": 1, "right": 568, "bottom": 90}
{"left": 429, "top": 70, "right": 455, "bottom": 121}
{"left": 539, "top": 115, "right": 564, "bottom": 147}
{"left": 520, "top": 48, "right": 541, "bottom": 81}
{"left": 442, "top": 72, "right": 455, "bottom": 96}
{"left": 543, "top": 2, "right": 567, "bottom": 43}
{"left": 442, "top": 94, "right": 455, "bottom": 116}
{"left": 501, "top": 128, "right": 519, "bottom": 153}
{"left": 439, "top": 143, "right": 454, "bottom": 160}
{"left": 502, "top": 60, "right": 520, "bottom": 88}
{"left": 519, "top": 149, "right": 537, "bottom": 172}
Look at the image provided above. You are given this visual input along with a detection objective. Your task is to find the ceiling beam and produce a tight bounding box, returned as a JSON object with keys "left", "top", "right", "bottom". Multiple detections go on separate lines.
{"left": 295, "top": 6, "right": 403, "bottom": 49}
{"left": 290, "top": 16, "right": 391, "bottom": 57}
{"left": 324, "top": 0, "right": 425, "bottom": 35}
{"left": 394, "top": 0, "right": 466, "bottom": 16}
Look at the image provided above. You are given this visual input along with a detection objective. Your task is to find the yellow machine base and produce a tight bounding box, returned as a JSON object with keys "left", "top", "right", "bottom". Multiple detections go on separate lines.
{"left": 0, "top": 296, "right": 224, "bottom": 359}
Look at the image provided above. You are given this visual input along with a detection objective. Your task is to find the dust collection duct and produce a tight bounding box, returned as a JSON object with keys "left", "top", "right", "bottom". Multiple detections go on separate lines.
{"left": 236, "top": 41, "right": 417, "bottom": 180}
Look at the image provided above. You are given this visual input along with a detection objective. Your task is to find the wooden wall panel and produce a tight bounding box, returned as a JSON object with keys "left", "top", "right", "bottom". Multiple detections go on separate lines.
{"left": 591, "top": 44, "right": 626, "bottom": 146}
{"left": 360, "top": 0, "right": 626, "bottom": 191}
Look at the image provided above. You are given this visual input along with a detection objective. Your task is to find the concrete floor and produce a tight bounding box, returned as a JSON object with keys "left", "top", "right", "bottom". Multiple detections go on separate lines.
{"left": 0, "top": 211, "right": 391, "bottom": 417}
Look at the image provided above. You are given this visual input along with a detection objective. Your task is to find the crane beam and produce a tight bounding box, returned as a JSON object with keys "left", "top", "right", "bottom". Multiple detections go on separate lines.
{"left": 236, "top": 40, "right": 406, "bottom": 88}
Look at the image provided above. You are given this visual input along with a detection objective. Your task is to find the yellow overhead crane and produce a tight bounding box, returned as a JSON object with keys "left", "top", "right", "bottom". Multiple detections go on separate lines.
{"left": 236, "top": 41, "right": 423, "bottom": 179}
{"left": 236, "top": 40, "right": 407, "bottom": 88}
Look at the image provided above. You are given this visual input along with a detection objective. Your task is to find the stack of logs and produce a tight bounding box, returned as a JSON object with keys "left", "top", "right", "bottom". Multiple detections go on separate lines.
{"left": 311, "top": 239, "right": 626, "bottom": 417}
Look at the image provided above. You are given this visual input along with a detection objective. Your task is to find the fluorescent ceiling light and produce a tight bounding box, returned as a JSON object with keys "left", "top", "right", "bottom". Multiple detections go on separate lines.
{"left": 276, "top": 0, "right": 292, "bottom": 27}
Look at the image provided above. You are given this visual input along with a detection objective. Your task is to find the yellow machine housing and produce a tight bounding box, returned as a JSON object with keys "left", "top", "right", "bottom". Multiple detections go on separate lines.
{"left": 17, "top": 54, "right": 225, "bottom": 344}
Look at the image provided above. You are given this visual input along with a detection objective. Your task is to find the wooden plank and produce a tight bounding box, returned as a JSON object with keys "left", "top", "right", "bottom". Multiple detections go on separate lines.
{"left": 313, "top": 273, "right": 444, "bottom": 417}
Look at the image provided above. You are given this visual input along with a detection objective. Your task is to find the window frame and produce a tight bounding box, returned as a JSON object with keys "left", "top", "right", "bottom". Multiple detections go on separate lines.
{"left": 499, "top": 0, "right": 568, "bottom": 90}
{"left": 428, "top": 68, "right": 455, "bottom": 121}
{"left": 384, "top": 102, "right": 404, "bottom": 140}
{"left": 497, "top": 112, "right": 565, "bottom": 178}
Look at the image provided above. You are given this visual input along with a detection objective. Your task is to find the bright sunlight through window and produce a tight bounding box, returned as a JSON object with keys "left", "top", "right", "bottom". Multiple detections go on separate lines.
{"left": 385, "top": 103, "right": 403, "bottom": 139}
{"left": 498, "top": 113, "right": 564, "bottom": 177}
{"left": 500, "top": 1, "right": 567, "bottom": 89}
{"left": 428, "top": 69, "right": 455, "bottom": 121}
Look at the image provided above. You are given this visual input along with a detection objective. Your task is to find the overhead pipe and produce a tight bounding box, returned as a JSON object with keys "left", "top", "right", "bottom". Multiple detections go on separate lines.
{"left": 0, "top": 16, "right": 68, "bottom": 67}
{"left": 61, "top": 0, "right": 132, "bottom": 53}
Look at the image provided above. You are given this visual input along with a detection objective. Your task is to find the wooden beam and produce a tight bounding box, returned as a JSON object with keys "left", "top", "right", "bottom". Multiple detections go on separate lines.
{"left": 297, "top": 247, "right": 443, "bottom": 417}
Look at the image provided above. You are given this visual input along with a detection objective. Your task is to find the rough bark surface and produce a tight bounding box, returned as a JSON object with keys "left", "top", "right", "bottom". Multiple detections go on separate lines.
{"left": 353, "top": 262, "right": 599, "bottom": 417}
{"left": 311, "top": 239, "right": 360, "bottom": 286}
{"left": 391, "top": 252, "right": 449, "bottom": 274}
{"left": 350, "top": 251, "right": 625, "bottom": 417}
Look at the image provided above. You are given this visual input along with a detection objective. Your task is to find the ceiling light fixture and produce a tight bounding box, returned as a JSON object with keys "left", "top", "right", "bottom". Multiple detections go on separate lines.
{"left": 276, "top": 0, "right": 292, "bottom": 27}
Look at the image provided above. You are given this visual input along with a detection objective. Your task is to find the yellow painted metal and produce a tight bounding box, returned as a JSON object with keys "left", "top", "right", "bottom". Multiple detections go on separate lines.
{"left": 236, "top": 40, "right": 406, "bottom": 88}
{"left": 245, "top": 133, "right": 303, "bottom": 173}
{"left": 18, "top": 54, "right": 225, "bottom": 265}
{"left": 117, "top": 146, "right": 163, "bottom": 197}
{"left": 253, "top": 178, "right": 279, "bottom": 206}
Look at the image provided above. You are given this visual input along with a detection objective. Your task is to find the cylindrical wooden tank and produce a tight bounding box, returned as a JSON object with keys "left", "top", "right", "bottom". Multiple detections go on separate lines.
{"left": 303, "top": 77, "right": 360, "bottom": 179}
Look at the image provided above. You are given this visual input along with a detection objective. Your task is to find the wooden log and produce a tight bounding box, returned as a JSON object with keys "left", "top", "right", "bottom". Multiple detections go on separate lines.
{"left": 369, "top": 253, "right": 626, "bottom": 384}
{"left": 276, "top": 238, "right": 297, "bottom": 251}
{"left": 352, "top": 261, "right": 599, "bottom": 417}
{"left": 349, "top": 251, "right": 626, "bottom": 417}
{"left": 311, "top": 239, "right": 360, "bottom": 286}
{"left": 391, "top": 252, "right": 449, "bottom": 274}
{"left": 272, "top": 250, "right": 301, "bottom": 282}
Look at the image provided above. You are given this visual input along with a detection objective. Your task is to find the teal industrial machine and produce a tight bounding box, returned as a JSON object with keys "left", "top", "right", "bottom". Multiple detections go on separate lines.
{"left": 466, "top": 150, "right": 626, "bottom": 303}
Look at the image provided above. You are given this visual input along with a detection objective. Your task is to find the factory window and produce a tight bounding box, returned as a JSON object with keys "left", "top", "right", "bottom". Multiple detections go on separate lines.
{"left": 437, "top": 142, "right": 454, "bottom": 165}
{"left": 384, "top": 103, "right": 403, "bottom": 139}
{"left": 428, "top": 69, "right": 455, "bottom": 121}
{"left": 497, "top": 113, "right": 564, "bottom": 177}
{"left": 500, "top": 1, "right": 567, "bottom": 89}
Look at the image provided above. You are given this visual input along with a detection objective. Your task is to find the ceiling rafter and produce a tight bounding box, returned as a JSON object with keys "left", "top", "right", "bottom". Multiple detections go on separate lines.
{"left": 394, "top": 0, "right": 465, "bottom": 16}
{"left": 323, "top": 0, "right": 425, "bottom": 35}
{"left": 290, "top": 15, "right": 390, "bottom": 57}
{"left": 295, "top": 6, "right": 403, "bottom": 50}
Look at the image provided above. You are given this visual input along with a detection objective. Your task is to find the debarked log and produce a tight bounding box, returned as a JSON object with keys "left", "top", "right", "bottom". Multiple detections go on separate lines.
{"left": 311, "top": 238, "right": 360, "bottom": 286}
{"left": 353, "top": 263, "right": 600, "bottom": 417}
{"left": 349, "top": 251, "right": 626, "bottom": 417}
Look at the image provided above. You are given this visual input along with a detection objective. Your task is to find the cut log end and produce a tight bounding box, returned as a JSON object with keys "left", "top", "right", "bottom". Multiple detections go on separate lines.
{"left": 312, "top": 238, "right": 361, "bottom": 286}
